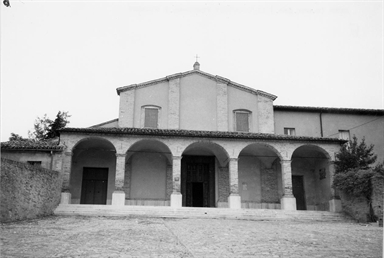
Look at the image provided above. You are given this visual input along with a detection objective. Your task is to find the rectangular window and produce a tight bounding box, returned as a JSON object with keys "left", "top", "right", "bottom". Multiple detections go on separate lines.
{"left": 284, "top": 128, "right": 296, "bottom": 136}
{"left": 27, "top": 161, "right": 42, "bottom": 166}
{"left": 235, "top": 112, "right": 249, "bottom": 132}
{"left": 144, "top": 108, "right": 158, "bottom": 128}
{"left": 338, "top": 130, "right": 350, "bottom": 140}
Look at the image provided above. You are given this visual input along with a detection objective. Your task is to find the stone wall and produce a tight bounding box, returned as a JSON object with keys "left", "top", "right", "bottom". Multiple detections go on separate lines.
{"left": 0, "top": 158, "right": 61, "bottom": 222}
{"left": 340, "top": 176, "right": 383, "bottom": 223}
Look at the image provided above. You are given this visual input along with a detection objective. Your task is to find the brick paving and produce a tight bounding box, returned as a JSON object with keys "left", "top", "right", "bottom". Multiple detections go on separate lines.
{"left": 0, "top": 215, "right": 382, "bottom": 258}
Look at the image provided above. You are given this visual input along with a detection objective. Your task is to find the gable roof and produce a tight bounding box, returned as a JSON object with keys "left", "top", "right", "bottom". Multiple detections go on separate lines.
{"left": 116, "top": 69, "right": 277, "bottom": 101}
{"left": 274, "top": 105, "right": 384, "bottom": 115}
{"left": 60, "top": 127, "right": 346, "bottom": 144}
{"left": 1, "top": 140, "right": 64, "bottom": 151}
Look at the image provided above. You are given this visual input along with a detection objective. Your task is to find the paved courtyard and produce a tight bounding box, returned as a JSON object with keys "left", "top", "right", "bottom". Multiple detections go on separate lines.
{"left": 0, "top": 215, "right": 382, "bottom": 258}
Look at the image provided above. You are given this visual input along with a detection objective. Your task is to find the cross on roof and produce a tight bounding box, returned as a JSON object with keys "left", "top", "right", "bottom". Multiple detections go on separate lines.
{"left": 195, "top": 54, "right": 200, "bottom": 62}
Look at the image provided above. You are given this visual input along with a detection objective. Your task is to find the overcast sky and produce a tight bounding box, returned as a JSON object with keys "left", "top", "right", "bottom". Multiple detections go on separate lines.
{"left": 1, "top": 1, "right": 383, "bottom": 141}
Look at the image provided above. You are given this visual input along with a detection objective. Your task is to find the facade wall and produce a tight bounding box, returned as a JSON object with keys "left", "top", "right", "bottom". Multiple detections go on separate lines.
{"left": 179, "top": 74, "right": 217, "bottom": 131}
{"left": 1, "top": 151, "right": 62, "bottom": 171}
{"left": 227, "top": 86, "right": 259, "bottom": 133}
{"left": 133, "top": 81, "right": 169, "bottom": 129}
{"left": 275, "top": 111, "right": 384, "bottom": 164}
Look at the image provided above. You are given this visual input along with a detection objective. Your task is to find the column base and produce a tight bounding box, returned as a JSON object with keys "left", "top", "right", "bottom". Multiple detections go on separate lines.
{"left": 228, "top": 194, "right": 241, "bottom": 209}
{"left": 329, "top": 198, "right": 342, "bottom": 213}
{"left": 281, "top": 196, "right": 297, "bottom": 210}
{"left": 60, "top": 192, "right": 71, "bottom": 205}
{"left": 170, "top": 192, "right": 182, "bottom": 208}
{"left": 112, "top": 191, "right": 126, "bottom": 206}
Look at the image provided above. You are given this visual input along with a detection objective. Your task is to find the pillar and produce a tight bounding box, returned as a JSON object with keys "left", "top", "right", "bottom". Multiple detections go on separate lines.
{"left": 112, "top": 153, "right": 126, "bottom": 206}
{"left": 328, "top": 161, "right": 342, "bottom": 212}
{"left": 228, "top": 158, "right": 241, "bottom": 209}
{"left": 170, "top": 156, "right": 182, "bottom": 208}
{"left": 60, "top": 151, "right": 72, "bottom": 204}
{"left": 280, "top": 160, "right": 297, "bottom": 210}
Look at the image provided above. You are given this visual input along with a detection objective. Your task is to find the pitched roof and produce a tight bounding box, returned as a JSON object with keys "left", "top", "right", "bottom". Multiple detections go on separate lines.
{"left": 60, "top": 127, "right": 346, "bottom": 143}
{"left": 274, "top": 105, "right": 384, "bottom": 115}
{"left": 116, "top": 69, "right": 277, "bottom": 101}
{"left": 1, "top": 140, "right": 64, "bottom": 151}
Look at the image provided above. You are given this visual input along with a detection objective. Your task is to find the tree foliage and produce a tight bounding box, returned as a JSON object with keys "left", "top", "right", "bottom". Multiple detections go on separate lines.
{"left": 334, "top": 135, "right": 377, "bottom": 174}
{"left": 8, "top": 133, "right": 27, "bottom": 141}
{"left": 11, "top": 111, "right": 70, "bottom": 141}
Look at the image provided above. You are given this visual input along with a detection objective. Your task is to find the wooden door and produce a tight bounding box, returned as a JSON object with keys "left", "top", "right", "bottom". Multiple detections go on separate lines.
{"left": 182, "top": 156, "right": 215, "bottom": 207}
{"left": 80, "top": 167, "right": 108, "bottom": 205}
{"left": 292, "top": 175, "right": 306, "bottom": 210}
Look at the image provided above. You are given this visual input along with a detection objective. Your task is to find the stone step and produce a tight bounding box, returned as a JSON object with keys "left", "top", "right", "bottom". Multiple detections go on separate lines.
{"left": 54, "top": 205, "right": 352, "bottom": 222}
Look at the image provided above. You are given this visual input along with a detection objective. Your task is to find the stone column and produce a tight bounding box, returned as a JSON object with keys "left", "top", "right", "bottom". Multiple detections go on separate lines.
{"left": 112, "top": 153, "right": 126, "bottom": 206}
{"left": 60, "top": 151, "right": 72, "bottom": 204}
{"left": 328, "top": 161, "right": 342, "bottom": 212}
{"left": 228, "top": 158, "right": 241, "bottom": 209}
{"left": 170, "top": 156, "right": 182, "bottom": 208}
{"left": 280, "top": 160, "right": 296, "bottom": 210}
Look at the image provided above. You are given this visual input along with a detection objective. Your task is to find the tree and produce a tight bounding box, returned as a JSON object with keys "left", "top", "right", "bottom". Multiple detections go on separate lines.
{"left": 8, "top": 133, "right": 27, "bottom": 141}
{"left": 334, "top": 135, "right": 377, "bottom": 174}
{"left": 26, "top": 111, "right": 70, "bottom": 141}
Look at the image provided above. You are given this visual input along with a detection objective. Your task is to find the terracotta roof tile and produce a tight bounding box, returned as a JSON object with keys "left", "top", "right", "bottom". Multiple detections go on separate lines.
{"left": 1, "top": 140, "right": 64, "bottom": 151}
{"left": 274, "top": 105, "right": 384, "bottom": 115}
{"left": 60, "top": 127, "right": 346, "bottom": 143}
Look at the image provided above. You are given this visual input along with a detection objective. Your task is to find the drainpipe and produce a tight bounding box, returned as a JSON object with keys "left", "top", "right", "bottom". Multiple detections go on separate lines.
{"left": 319, "top": 112, "right": 323, "bottom": 137}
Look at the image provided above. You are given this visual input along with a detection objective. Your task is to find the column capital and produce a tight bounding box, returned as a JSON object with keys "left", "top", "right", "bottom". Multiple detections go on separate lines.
{"left": 280, "top": 160, "right": 291, "bottom": 165}
{"left": 116, "top": 153, "right": 126, "bottom": 158}
{"left": 64, "top": 152, "right": 73, "bottom": 157}
{"left": 172, "top": 156, "right": 182, "bottom": 161}
{"left": 229, "top": 157, "right": 238, "bottom": 162}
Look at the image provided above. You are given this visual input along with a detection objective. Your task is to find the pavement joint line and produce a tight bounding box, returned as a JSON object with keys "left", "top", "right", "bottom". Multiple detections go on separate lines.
{"left": 162, "top": 218, "right": 195, "bottom": 258}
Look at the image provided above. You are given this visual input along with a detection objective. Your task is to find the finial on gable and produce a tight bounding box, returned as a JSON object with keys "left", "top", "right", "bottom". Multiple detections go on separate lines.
{"left": 193, "top": 54, "right": 200, "bottom": 70}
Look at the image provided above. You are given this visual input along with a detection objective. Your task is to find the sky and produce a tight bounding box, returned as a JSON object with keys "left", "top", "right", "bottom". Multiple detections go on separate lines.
{"left": 1, "top": 1, "right": 383, "bottom": 141}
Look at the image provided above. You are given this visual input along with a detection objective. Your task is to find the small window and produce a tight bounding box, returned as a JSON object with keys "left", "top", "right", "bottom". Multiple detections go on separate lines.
{"left": 27, "top": 161, "right": 42, "bottom": 166}
{"left": 284, "top": 128, "right": 296, "bottom": 136}
{"left": 338, "top": 130, "right": 350, "bottom": 140}
{"left": 234, "top": 110, "right": 251, "bottom": 132}
{"left": 141, "top": 106, "right": 161, "bottom": 128}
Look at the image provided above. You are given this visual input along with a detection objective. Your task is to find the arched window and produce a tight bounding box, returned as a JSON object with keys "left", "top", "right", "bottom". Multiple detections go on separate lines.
{"left": 141, "top": 105, "right": 161, "bottom": 128}
{"left": 233, "top": 109, "right": 251, "bottom": 132}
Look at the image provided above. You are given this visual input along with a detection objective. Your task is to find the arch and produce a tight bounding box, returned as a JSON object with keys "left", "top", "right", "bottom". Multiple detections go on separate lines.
{"left": 239, "top": 142, "right": 283, "bottom": 161}
{"left": 291, "top": 144, "right": 331, "bottom": 160}
{"left": 71, "top": 136, "right": 117, "bottom": 153}
{"left": 71, "top": 136, "right": 117, "bottom": 205}
{"left": 126, "top": 139, "right": 173, "bottom": 164}
{"left": 181, "top": 140, "right": 230, "bottom": 167}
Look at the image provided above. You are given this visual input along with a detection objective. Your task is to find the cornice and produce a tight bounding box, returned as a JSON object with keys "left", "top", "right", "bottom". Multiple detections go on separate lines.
{"left": 116, "top": 69, "right": 277, "bottom": 100}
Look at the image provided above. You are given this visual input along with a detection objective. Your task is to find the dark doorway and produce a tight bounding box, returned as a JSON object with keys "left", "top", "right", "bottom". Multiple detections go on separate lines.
{"left": 182, "top": 156, "right": 215, "bottom": 207}
{"left": 292, "top": 175, "right": 306, "bottom": 210}
{"left": 81, "top": 167, "right": 108, "bottom": 205}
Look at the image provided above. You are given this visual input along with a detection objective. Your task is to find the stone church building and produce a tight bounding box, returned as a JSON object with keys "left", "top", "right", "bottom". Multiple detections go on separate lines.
{"left": 2, "top": 62, "right": 384, "bottom": 213}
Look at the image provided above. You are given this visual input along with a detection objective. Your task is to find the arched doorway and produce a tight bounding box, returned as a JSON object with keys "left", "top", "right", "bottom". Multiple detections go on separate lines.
{"left": 291, "top": 145, "right": 331, "bottom": 211}
{"left": 238, "top": 143, "right": 281, "bottom": 209}
{"left": 126, "top": 139, "right": 172, "bottom": 206}
{"left": 181, "top": 142, "right": 229, "bottom": 208}
{"left": 71, "top": 137, "right": 116, "bottom": 205}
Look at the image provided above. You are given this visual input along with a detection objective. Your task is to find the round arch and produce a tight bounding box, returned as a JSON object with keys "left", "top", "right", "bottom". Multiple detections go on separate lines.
{"left": 126, "top": 139, "right": 173, "bottom": 164}
{"left": 181, "top": 140, "right": 230, "bottom": 167}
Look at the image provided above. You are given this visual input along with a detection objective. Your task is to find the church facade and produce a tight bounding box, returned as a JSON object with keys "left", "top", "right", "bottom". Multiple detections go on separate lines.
{"left": 3, "top": 62, "right": 383, "bottom": 212}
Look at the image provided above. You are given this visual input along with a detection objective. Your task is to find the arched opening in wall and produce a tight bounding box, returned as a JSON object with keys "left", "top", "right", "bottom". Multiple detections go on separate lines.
{"left": 71, "top": 137, "right": 116, "bottom": 205}
{"left": 238, "top": 143, "right": 281, "bottom": 209}
{"left": 291, "top": 145, "right": 331, "bottom": 211}
{"left": 126, "top": 139, "right": 172, "bottom": 206}
{"left": 181, "top": 142, "right": 229, "bottom": 208}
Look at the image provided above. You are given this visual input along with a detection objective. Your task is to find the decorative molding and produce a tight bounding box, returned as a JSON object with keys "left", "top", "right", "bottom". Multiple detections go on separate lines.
{"left": 116, "top": 153, "right": 126, "bottom": 158}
